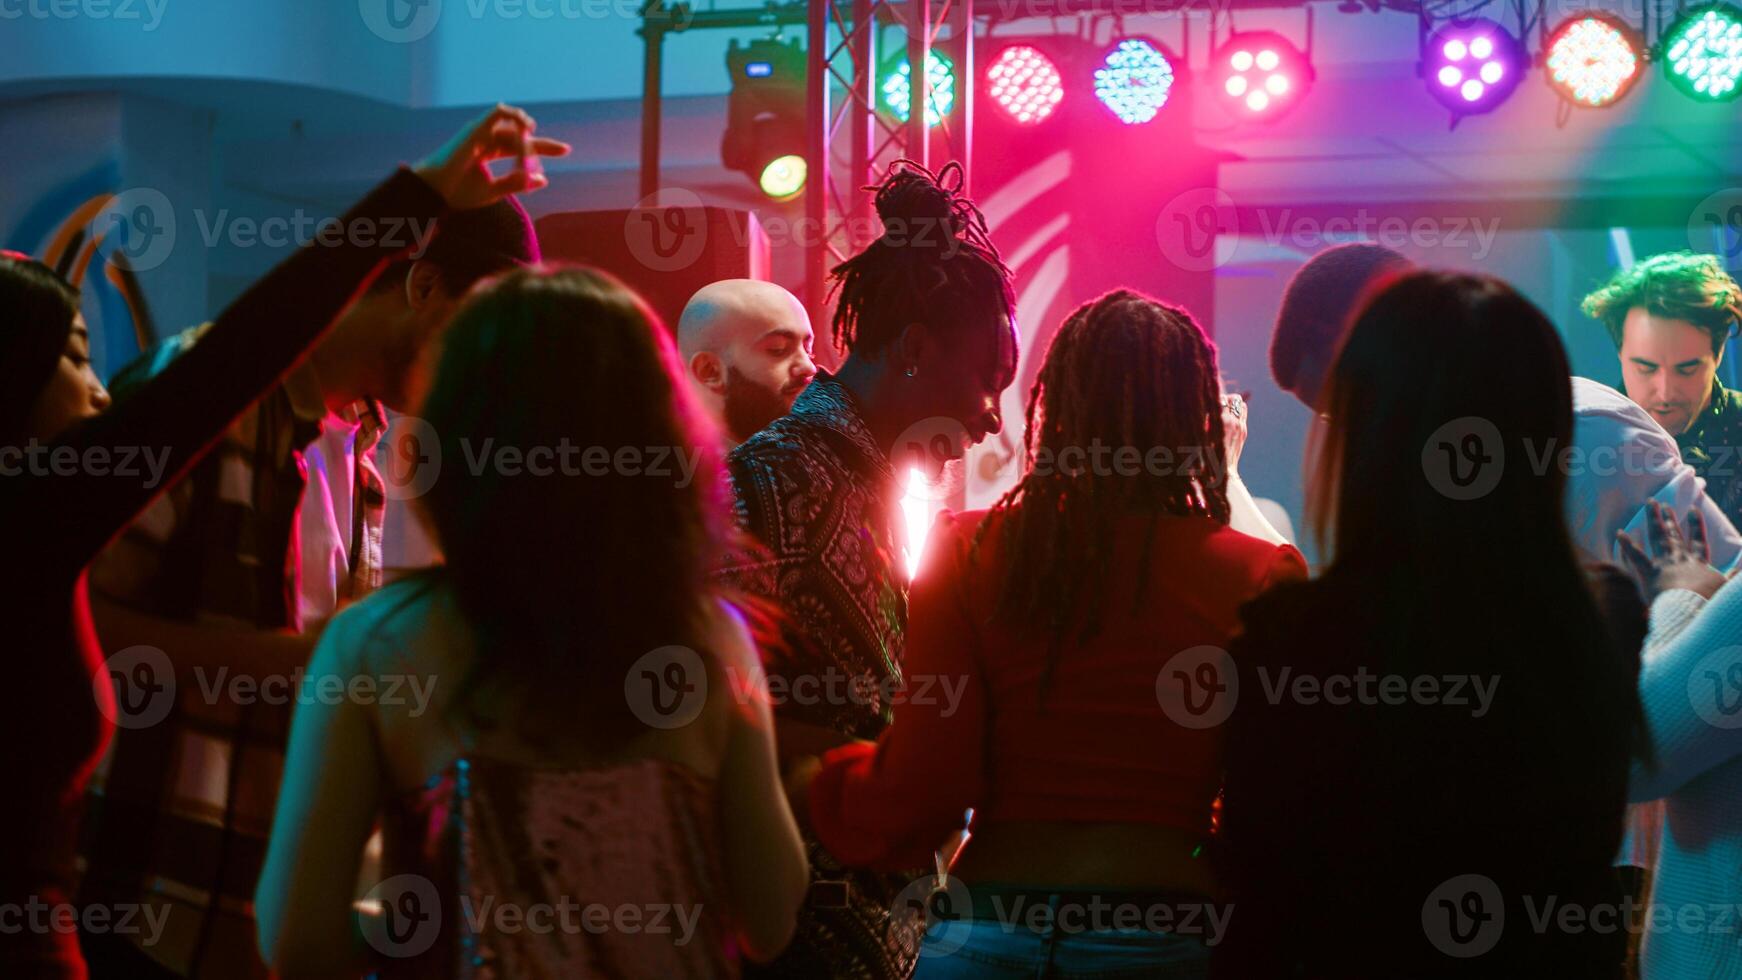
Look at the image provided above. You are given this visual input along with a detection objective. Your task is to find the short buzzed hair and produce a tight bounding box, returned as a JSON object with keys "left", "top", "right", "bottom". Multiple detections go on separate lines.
{"left": 1270, "top": 242, "right": 1411, "bottom": 394}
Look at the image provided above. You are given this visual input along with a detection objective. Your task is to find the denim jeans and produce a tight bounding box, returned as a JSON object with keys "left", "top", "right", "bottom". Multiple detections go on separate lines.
{"left": 909, "top": 891, "right": 1211, "bottom": 980}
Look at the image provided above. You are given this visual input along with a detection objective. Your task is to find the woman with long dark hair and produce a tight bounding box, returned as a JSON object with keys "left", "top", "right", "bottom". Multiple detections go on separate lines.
{"left": 254, "top": 267, "right": 809, "bottom": 978}
{"left": 794, "top": 289, "right": 1306, "bottom": 978}
{"left": 0, "top": 105, "right": 563, "bottom": 979}
{"left": 1213, "top": 271, "right": 1645, "bottom": 976}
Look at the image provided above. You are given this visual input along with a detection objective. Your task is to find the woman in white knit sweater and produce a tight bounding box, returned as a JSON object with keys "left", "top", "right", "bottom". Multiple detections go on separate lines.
{"left": 1619, "top": 500, "right": 1742, "bottom": 979}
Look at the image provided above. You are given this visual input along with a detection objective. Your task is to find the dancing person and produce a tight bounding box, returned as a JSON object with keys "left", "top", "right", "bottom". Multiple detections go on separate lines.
{"left": 677, "top": 279, "right": 817, "bottom": 446}
{"left": 1612, "top": 502, "right": 1742, "bottom": 979}
{"left": 1269, "top": 241, "right": 1413, "bottom": 412}
{"left": 0, "top": 103, "right": 562, "bottom": 980}
{"left": 1271, "top": 243, "right": 1742, "bottom": 569}
{"left": 1583, "top": 252, "right": 1742, "bottom": 532}
{"left": 254, "top": 266, "right": 808, "bottom": 978}
{"left": 793, "top": 289, "right": 1306, "bottom": 978}
{"left": 1216, "top": 271, "right": 1647, "bottom": 977}
{"left": 717, "top": 160, "right": 1018, "bottom": 980}
{"left": 77, "top": 170, "right": 546, "bottom": 980}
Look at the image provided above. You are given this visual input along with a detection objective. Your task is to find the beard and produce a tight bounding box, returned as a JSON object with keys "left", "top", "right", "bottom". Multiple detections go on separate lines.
{"left": 722, "top": 366, "right": 806, "bottom": 444}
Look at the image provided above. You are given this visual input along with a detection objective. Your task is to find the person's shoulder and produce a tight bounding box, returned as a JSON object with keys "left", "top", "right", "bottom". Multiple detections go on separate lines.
{"left": 1198, "top": 519, "right": 1308, "bottom": 579}
{"left": 731, "top": 412, "right": 831, "bottom": 462}
{"left": 1571, "top": 375, "right": 1651, "bottom": 424}
{"left": 727, "top": 415, "right": 846, "bottom": 491}
{"left": 323, "top": 574, "right": 448, "bottom": 672}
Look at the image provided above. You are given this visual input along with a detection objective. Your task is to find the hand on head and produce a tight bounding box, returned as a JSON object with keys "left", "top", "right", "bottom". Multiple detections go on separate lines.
{"left": 415, "top": 104, "right": 571, "bottom": 210}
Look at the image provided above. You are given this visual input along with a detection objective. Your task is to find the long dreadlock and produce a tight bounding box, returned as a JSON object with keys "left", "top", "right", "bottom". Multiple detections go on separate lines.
{"left": 828, "top": 160, "right": 1015, "bottom": 360}
{"left": 975, "top": 289, "right": 1231, "bottom": 699}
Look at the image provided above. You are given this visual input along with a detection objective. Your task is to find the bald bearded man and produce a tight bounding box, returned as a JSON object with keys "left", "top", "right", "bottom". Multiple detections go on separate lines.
{"left": 677, "top": 279, "right": 817, "bottom": 445}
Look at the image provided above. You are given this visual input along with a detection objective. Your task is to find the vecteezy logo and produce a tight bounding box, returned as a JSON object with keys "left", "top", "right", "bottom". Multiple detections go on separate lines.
{"left": 1155, "top": 187, "right": 1239, "bottom": 273}
{"left": 890, "top": 416, "right": 972, "bottom": 502}
{"left": 94, "top": 645, "right": 176, "bottom": 730}
{"left": 1690, "top": 646, "right": 1742, "bottom": 729}
{"left": 625, "top": 645, "right": 708, "bottom": 730}
{"left": 360, "top": 874, "right": 441, "bottom": 958}
{"left": 92, "top": 189, "right": 176, "bottom": 273}
{"left": 1688, "top": 188, "right": 1742, "bottom": 265}
{"left": 379, "top": 414, "right": 441, "bottom": 501}
{"left": 1422, "top": 874, "right": 1504, "bottom": 958}
{"left": 1420, "top": 416, "right": 1504, "bottom": 501}
{"left": 887, "top": 874, "right": 972, "bottom": 959}
{"left": 623, "top": 188, "right": 709, "bottom": 273}
{"left": 361, "top": 0, "right": 442, "bottom": 43}
{"left": 1156, "top": 645, "right": 1238, "bottom": 729}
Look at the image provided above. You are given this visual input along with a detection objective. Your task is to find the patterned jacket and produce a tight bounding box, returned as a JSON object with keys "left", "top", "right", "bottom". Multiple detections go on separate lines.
{"left": 1676, "top": 379, "right": 1742, "bottom": 536}
{"left": 718, "top": 372, "right": 920, "bottom": 980}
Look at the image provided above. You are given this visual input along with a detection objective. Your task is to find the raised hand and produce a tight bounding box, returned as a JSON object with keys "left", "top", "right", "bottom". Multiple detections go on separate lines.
{"left": 414, "top": 103, "right": 571, "bottom": 210}
{"left": 1221, "top": 391, "right": 1249, "bottom": 479}
{"left": 1617, "top": 500, "right": 1727, "bottom": 600}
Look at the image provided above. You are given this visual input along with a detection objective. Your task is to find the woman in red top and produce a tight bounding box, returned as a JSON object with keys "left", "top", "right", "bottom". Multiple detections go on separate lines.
{"left": 798, "top": 289, "right": 1306, "bottom": 978}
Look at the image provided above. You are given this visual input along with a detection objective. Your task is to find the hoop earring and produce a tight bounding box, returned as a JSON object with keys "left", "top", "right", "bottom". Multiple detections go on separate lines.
{"left": 905, "top": 366, "right": 917, "bottom": 378}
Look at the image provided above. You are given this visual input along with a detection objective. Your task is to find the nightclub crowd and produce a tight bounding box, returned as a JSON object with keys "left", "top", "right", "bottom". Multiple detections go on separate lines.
{"left": 5, "top": 104, "right": 1742, "bottom": 980}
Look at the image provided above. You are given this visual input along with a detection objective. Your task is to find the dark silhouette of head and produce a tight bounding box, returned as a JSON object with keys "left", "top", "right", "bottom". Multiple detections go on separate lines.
{"left": 1270, "top": 242, "right": 1411, "bottom": 411}
{"left": 417, "top": 265, "right": 728, "bottom": 745}
{"left": 982, "top": 289, "right": 1230, "bottom": 689}
{"left": 1308, "top": 270, "right": 1643, "bottom": 759}
{"left": 328, "top": 196, "right": 543, "bottom": 413}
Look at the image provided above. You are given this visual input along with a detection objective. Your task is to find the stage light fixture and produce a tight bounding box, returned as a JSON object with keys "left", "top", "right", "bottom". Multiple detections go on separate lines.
{"left": 1423, "top": 19, "right": 1525, "bottom": 115}
{"left": 1662, "top": 5, "right": 1742, "bottom": 102}
{"left": 1544, "top": 13, "right": 1643, "bottom": 108}
{"left": 758, "top": 155, "right": 807, "bottom": 201}
{"left": 722, "top": 37, "right": 809, "bottom": 200}
{"left": 987, "top": 44, "right": 1065, "bottom": 125}
{"left": 1092, "top": 38, "right": 1177, "bottom": 125}
{"left": 881, "top": 49, "right": 956, "bottom": 127}
{"left": 1213, "top": 32, "right": 1311, "bottom": 121}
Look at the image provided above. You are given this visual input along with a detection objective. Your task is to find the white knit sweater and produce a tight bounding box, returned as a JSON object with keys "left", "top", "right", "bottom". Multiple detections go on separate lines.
{"left": 1631, "top": 580, "right": 1742, "bottom": 979}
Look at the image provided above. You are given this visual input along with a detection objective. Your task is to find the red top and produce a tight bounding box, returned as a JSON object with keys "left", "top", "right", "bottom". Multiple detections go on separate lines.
{"left": 809, "top": 507, "right": 1307, "bottom": 871}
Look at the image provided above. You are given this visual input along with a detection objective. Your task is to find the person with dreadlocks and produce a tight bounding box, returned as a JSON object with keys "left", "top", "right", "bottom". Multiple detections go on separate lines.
{"left": 790, "top": 290, "right": 1306, "bottom": 977}
{"left": 715, "top": 160, "right": 1018, "bottom": 980}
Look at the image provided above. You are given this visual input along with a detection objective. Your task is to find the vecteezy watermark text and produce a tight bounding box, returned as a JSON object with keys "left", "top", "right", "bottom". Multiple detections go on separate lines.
{"left": 0, "top": 441, "right": 170, "bottom": 489}
{"left": 0, "top": 898, "right": 170, "bottom": 947}
{"left": 0, "top": 0, "right": 168, "bottom": 30}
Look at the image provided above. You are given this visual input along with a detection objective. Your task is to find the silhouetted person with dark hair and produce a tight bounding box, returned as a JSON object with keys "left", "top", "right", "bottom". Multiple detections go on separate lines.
{"left": 0, "top": 104, "right": 562, "bottom": 980}
{"left": 790, "top": 289, "right": 1305, "bottom": 977}
{"left": 1268, "top": 242, "right": 1411, "bottom": 411}
{"left": 1215, "top": 271, "right": 1646, "bottom": 977}
{"left": 717, "top": 159, "right": 1019, "bottom": 980}
{"left": 255, "top": 266, "right": 808, "bottom": 978}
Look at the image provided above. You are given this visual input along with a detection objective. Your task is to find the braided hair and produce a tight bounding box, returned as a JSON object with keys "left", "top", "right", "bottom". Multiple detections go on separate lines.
{"left": 977, "top": 289, "right": 1230, "bottom": 695}
{"left": 829, "top": 160, "right": 1015, "bottom": 362}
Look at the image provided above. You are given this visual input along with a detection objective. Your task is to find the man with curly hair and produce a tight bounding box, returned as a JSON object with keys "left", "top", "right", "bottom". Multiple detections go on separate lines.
{"left": 1584, "top": 252, "right": 1742, "bottom": 530}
